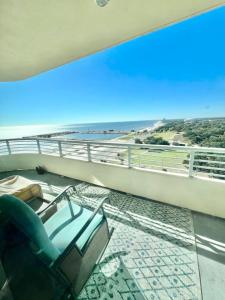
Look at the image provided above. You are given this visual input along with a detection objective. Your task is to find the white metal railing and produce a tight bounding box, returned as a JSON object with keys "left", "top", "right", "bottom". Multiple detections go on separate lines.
{"left": 1, "top": 138, "right": 225, "bottom": 180}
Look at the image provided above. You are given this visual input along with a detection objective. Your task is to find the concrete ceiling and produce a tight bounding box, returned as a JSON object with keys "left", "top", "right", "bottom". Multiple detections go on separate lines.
{"left": 0, "top": 0, "right": 224, "bottom": 81}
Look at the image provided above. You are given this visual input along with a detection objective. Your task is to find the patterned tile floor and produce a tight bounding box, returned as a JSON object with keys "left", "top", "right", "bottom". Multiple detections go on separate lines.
{"left": 76, "top": 183, "right": 201, "bottom": 300}
{"left": 0, "top": 171, "right": 202, "bottom": 300}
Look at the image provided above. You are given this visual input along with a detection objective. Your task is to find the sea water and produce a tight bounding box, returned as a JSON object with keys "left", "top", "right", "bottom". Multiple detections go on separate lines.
{"left": 0, "top": 120, "right": 157, "bottom": 140}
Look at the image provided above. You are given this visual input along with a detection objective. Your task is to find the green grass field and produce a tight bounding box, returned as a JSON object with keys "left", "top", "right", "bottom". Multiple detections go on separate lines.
{"left": 121, "top": 148, "right": 188, "bottom": 171}
{"left": 152, "top": 130, "right": 177, "bottom": 140}
{"left": 119, "top": 130, "right": 177, "bottom": 142}
{"left": 112, "top": 128, "right": 190, "bottom": 173}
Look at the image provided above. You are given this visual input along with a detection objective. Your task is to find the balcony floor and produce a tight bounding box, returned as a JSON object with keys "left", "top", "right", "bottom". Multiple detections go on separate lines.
{"left": 1, "top": 170, "right": 225, "bottom": 300}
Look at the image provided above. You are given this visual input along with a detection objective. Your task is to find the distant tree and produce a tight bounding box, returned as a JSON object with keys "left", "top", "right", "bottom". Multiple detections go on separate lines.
{"left": 158, "top": 118, "right": 225, "bottom": 179}
{"left": 143, "top": 136, "right": 169, "bottom": 145}
{"left": 135, "top": 138, "right": 143, "bottom": 144}
{"left": 158, "top": 119, "right": 225, "bottom": 148}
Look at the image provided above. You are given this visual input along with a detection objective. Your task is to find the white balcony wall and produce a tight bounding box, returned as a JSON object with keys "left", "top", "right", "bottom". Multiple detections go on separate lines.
{"left": 1, "top": 153, "right": 225, "bottom": 219}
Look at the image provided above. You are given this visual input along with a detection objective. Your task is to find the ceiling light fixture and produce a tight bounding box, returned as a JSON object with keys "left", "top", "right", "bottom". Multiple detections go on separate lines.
{"left": 96, "top": 0, "right": 110, "bottom": 7}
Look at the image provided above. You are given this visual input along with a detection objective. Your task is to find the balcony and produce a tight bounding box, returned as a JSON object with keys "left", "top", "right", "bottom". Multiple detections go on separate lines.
{"left": 1, "top": 138, "right": 225, "bottom": 299}
{"left": 1, "top": 138, "right": 225, "bottom": 217}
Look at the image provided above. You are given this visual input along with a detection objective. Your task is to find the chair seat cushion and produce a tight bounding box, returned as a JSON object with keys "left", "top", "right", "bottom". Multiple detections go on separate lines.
{"left": 44, "top": 201, "right": 103, "bottom": 252}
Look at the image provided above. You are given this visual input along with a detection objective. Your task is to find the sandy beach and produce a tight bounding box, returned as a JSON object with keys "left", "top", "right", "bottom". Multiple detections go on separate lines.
{"left": 111, "top": 120, "right": 164, "bottom": 143}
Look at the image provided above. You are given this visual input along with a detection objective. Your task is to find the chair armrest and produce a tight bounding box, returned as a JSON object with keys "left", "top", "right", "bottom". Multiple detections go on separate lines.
{"left": 52, "top": 185, "right": 75, "bottom": 204}
{"left": 27, "top": 197, "right": 51, "bottom": 213}
{"left": 36, "top": 185, "right": 74, "bottom": 215}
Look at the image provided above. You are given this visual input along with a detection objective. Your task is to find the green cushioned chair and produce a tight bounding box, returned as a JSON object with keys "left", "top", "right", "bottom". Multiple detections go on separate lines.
{"left": 0, "top": 186, "right": 113, "bottom": 300}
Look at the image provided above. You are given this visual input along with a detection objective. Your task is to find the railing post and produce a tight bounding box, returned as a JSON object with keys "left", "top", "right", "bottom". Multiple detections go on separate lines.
{"left": 188, "top": 150, "right": 195, "bottom": 177}
{"left": 128, "top": 145, "right": 131, "bottom": 168}
{"left": 58, "top": 141, "right": 63, "bottom": 157}
{"left": 6, "top": 140, "right": 11, "bottom": 155}
{"left": 37, "top": 139, "right": 41, "bottom": 154}
{"left": 87, "top": 143, "right": 91, "bottom": 162}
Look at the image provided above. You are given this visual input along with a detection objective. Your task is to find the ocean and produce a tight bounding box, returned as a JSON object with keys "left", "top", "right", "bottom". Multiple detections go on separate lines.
{"left": 0, "top": 120, "right": 157, "bottom": 140}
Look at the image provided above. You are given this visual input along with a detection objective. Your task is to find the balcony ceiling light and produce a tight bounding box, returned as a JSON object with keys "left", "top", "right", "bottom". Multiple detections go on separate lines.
{"left": 96, "top": 0, "right": 110, "bottom": 7}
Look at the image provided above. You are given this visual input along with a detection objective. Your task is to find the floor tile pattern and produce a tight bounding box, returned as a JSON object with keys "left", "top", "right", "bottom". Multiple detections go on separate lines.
{"left": 75, "top": 184, "right": 201, "bottom": 300}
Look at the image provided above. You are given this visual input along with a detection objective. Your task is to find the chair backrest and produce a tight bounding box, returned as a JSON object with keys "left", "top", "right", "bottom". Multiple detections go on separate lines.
{"left": 0, "top": 195, "right": 60, "bottom": 266}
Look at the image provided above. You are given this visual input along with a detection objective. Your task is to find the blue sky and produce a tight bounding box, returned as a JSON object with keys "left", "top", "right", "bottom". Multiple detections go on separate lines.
{"left": 1, "top": 7, "right": 225, "bottom": 126}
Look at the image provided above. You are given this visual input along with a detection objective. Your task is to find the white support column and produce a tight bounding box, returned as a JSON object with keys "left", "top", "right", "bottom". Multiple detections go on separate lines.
{"left": 37, "top": 139, "right": 41, "bottom": 154}
{"left": 6, "top": 140, "right": 11, "bottom": 155}
{"left": 188, "top": 150, "right": 195, "bottom": 177}
{"left": 128, "top": 145, "right": 131, "bottom": 168}
{"left": 87, "top": 143, "right": 91, "bottom": 162}
{"left": 58, "top": 141, "right": 63, "bottom": 157}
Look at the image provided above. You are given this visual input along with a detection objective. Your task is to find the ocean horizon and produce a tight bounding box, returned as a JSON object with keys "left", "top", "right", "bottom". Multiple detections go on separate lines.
{"left": 0, "top": 120, "right": 158, "bottom": 140}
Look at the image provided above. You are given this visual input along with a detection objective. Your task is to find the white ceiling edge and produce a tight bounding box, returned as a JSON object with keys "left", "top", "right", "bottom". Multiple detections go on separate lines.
{"left": 0, "top": 0, "right": 224, "bottom": 81}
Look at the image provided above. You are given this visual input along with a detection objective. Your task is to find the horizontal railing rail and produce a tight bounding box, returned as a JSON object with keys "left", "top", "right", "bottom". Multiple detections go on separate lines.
{"left": 1, "top": 138, "right": 225, "bottom": 180}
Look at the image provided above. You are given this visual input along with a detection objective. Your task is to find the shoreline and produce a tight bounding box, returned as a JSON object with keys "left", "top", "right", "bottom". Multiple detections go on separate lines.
{"left": 111, "top": 120, "right": 164, "bottom": 143}
{"left": 142, "top": 120, "right": 164, "bottom": 133}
